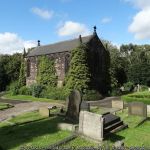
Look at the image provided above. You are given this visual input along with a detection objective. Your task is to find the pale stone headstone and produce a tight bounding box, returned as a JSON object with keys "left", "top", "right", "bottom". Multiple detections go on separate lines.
{"left": 128, "top": 102, "right": 147, "bottom": 118}
{"left": 112, "top": 100, "right": 124, "bottom": 109}
{"left": 39, "top": 107, "right": 50, "bottom": 117}
{"left": 79, "top": 111, "right": 103, "bottom": 141}
{"left": 66, "top": 90, "right": 82, "bottom": 122}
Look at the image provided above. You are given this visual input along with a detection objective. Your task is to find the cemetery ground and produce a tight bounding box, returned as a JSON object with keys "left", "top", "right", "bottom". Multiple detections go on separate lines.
{"left": 0, "top": 92, "right": 150, "bottom": 149}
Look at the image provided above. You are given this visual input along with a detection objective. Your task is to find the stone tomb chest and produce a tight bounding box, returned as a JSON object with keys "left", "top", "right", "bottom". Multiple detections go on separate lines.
{"left": 112, "top": 100, "right": 124, "bottom": 109}
{"left": 128, "top": 102, "right": 147, "bottom": 118}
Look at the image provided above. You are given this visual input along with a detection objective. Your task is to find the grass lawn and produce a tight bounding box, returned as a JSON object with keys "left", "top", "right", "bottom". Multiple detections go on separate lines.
{"left": 121, "top": 91, "right": 150, "bottom": 104}
{"left": 0, "top": 111, "right": 71, "bottom": 150}
{"left": 0, "top": 102, "right": 13, "bottom": 110}
{"left": 3, "top": 93, "right": 65, "bottom": 104}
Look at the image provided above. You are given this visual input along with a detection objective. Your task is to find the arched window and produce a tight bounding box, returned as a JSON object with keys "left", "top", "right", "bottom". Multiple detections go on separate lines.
{"left": 27, "top": 59, "right": 31, "bottom": 77}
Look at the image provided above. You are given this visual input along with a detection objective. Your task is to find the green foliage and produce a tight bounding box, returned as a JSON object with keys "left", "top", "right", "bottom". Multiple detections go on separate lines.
{"left": 0, "top": 53, "right": 21, "bottom": 91}
{"left": 18, "top": 86, "right": 32, "bottom": 95}
{"left": 18, "top": 58, "right": 26, "bottom": 87}
{"left": 41, "top": 87, "right": 69, "bottom": 100}
{"left": 9, "top": 82, "right": 20, "bottom": 95}
{"left": 37, "top": 56, "right": 57, "bottom": 87}
{"left": 65, "top": 44, "right": 90, "bottom": 93}
{"left": 121, "top": 91, "right": 150, "bottom": 104}
{"left": 82, "top": 90, "right": 103, "bottom": 101}
{"left": 123, "top": 82, "right": 134, "bottom": 91}
{"left": 31, "top": 84, "right": 45, "bottom": 98}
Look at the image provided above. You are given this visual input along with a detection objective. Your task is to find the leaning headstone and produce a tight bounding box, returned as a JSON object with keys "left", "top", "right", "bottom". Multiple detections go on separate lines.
{"left": 79, "top": 111, "right": 103, "bottom": 141}
{"left": 112, "top": 100, "right": 124, "bottom": 109}
{"left": 80, "top": 101, "right": 90, "bottom": 111}
{"left": 128, "top": 102, "right": 147, "bottom": 118}
{"left": 66, "top": 90, "right": 82, "bottom": 122}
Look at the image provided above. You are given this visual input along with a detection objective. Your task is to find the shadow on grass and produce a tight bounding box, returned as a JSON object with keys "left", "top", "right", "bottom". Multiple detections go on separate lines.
{"left": 0, "top": 116, "right": 65, "bottom": 150}
{"left": 104, "top": 133, "right": 125, "bottom": 143}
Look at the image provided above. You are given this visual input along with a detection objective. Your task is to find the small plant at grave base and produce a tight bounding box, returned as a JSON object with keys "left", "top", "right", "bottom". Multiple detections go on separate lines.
{"left": 37, "top": 56, "right": 57, "bottom": 87}
{"left": 65, "top": 44, "right": 91, "bottom": 94}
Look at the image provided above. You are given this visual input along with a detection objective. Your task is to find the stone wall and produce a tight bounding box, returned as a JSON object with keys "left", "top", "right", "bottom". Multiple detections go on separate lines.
{"left": 26, "top": 52, "right": 71, "bottom": 87}
{"left": 79, "top": 111, "right": 103, "bottom": 141}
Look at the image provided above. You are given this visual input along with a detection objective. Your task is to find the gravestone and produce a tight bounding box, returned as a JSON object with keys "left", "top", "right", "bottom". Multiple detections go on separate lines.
{"left": 79, "top": 111, "right": 104, "bottom": 141}
{"left": 80, "top": 101, "right": 90, "bottom": 111}
{"left": 39, "top": 107, "right": 50, "bottom": 117}
{"left": 112, "top": 100, "right": 124, "bottom": 109}
{"left": 66, "top": 90, "right": 82, "bottom": 122}
{"left": 128, "top": 102, "right": 147, "bottom": 118}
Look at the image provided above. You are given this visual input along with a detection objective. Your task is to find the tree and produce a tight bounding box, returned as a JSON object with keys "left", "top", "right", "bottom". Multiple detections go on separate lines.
{"left": 18, "top": 57, "right": 26, "bottom": 87}
{"left": 37, "top": 56, "right": 57, "bottom": 87}
{"left": 65, "top": 44, "right": 91, "bottom": 93}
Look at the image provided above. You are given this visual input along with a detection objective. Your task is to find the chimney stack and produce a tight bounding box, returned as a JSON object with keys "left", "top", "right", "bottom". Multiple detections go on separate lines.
{"left": 93, "top": 26, "right": 97, "bottom": 35}
{"left": 38, "top": 40, "right": 40, "bottom": 46}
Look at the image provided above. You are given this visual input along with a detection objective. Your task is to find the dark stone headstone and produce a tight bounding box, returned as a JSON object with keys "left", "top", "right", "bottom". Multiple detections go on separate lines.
{"left": 66, "top": 90, "right": 82, "bottom": 122}
{"left": 128, "top": 102, "right": 147, "bottom": 118}
{"left": 80, "top": 101, "right": 90, "bottom": 111}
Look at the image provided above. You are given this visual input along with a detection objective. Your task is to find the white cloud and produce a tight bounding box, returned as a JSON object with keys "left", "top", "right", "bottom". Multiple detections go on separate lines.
{"left": 127, "top": 0, "right": 150, "bottom": 40}
{"left": 57, "top": 21, "right": 90, "bottom": 37}
{"left": 0, "top": 32, "right": 37, "bottom": 55}
{"left": 101, "top": 17, "right": 112, "bottom": 24}
{"left": 31, "top": 7, "right": 54, "bottom": 20}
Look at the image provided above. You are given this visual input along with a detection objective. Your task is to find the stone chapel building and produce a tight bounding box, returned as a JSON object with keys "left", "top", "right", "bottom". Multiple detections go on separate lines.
{"left": 25, "top": 27, "right": 110, "bottom": 94}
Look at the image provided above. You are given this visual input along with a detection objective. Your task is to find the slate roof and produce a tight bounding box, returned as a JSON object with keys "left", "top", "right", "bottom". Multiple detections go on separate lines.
{"left": 27, "top": 35, "right": 94, "bottom": 57}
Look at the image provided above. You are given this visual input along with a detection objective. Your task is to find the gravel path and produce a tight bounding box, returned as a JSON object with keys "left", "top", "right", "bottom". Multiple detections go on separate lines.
{"left": 0, "top": 100, "right": 63, "bottom": 122}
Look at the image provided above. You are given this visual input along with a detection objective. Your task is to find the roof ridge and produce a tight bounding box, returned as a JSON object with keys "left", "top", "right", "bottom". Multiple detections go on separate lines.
{"left": 38, "top": 34, "right": 93, "bottom": 48}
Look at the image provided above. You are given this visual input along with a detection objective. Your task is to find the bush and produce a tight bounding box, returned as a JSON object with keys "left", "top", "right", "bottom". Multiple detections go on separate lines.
{"left": 82, "top": 90, "right": 103, "bottom": 101}
{"left": 18, "top": 86, "right": 32, "bottom": 95}
{"left": 31, "top": 84, "right": 45, "bottom": 98}
{"left": 123, "top": 82, "right": 134, "bottom": 92}
{"left": 140, "top": 85, "right": 149, "bottom": 92}
{"left": 9, "top": 82, "right": 20, "bottom": 95}
{"left": 41, "top": 87, "right": 69, "bottom": 100}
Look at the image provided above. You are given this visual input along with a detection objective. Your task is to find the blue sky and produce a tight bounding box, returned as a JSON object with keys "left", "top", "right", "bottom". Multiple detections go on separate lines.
{"left": 0, "top": 0, "right": 150, "bottom": 54}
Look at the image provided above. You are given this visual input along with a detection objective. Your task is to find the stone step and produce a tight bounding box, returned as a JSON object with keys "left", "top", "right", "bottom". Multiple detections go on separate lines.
{"left": 104, "top": 120, "right": 123, "bottom": 133}
{"left": 103, "top": 113, "right": 121, "bottom": 127}
{"left": 111, "top": 124, "right": 128, "bottom": 133}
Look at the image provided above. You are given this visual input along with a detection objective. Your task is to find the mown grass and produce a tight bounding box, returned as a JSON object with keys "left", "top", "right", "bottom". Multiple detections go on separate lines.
{"left": 3, "top": 93, "right": 65, "bottom": 104}
{"left": 0, "top": 102, "right": 13, "bottom": 110}
{"left": 121, "top": 91, "right": 150, "bottom": 104}
{"left": 0, "top": 111, "right": 71, "bottom": 150}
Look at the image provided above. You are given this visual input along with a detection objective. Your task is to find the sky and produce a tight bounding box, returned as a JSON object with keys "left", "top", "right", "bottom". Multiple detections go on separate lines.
{"left": 0, "top": 0, "right": 150, "bottom": 54}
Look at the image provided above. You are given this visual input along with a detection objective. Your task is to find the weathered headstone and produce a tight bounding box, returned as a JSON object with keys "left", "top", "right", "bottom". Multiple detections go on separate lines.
{"left": 128, "top": 102, "right": 147, "bottom": 118}
{"left": 79, "top": 111, "right": 104, "bottom": 141}
{"left": 66, "top": 90, "right": 82, "bottom": 122}
{"left": 112, "top": 100, "right": 124, "bottom": 109}
{"left": 39, "top": 107, "right": 50, "bottom": 117}
{"left": 80, "top": 101, "right": 90, "bottom": 111}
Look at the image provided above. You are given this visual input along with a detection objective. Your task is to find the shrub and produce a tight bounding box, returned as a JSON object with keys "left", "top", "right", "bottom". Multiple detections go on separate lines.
{"left": 140, "top": 85, "right": 149, "bottom": 91}
{"left": 82, "top": 90, "right": 103, "bottom": 101}
{"left": 9, "top": 82, "right": 20, "bottom": 95}
{"left": 41, "top": 87, "right": 69, "bottom": 100}
{"left": 123, "top": 82, "right": 134, "bottom": 92}
{"left": 18, "top": 86, "right": 32, "bottom": 95}
{"left": 31, "top": 84, "right": 45, "bottom": 98}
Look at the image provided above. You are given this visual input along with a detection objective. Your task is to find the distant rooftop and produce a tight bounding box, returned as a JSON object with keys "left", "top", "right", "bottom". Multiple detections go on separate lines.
{"left": 27, "top": 35, "right": 94, "bottom": 57}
